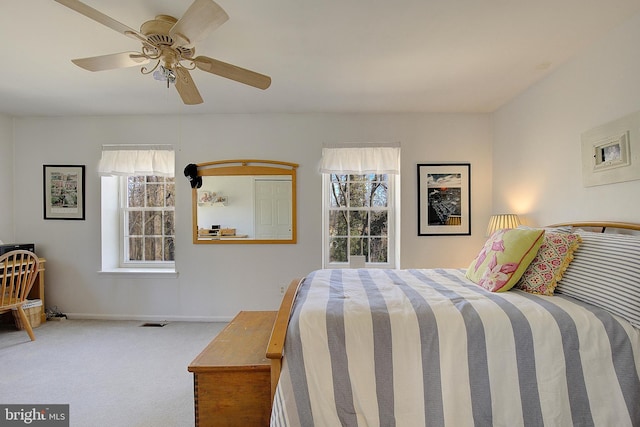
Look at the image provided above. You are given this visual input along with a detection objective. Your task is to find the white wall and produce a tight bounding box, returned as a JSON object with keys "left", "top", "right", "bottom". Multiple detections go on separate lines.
{"left": 198, "top": 176, "right": 254, "bottom": 237}
{"left": 0, "top": 114, "right": 13, "bottom": 242}
{"left": 493, "top": 12, "right": 640, "bottom": 226}
{"left": 12, "top": 113, "right": 491, "bottom": 320}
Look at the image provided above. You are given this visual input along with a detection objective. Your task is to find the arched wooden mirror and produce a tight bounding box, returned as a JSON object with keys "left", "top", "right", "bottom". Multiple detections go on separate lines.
{"left": 192, "top": 160, "right": 298, "bottom": 244}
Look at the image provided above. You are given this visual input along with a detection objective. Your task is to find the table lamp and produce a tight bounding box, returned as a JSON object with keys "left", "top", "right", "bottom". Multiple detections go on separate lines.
{"left": 486, "top": 214, "right": 521, "bottom": 236}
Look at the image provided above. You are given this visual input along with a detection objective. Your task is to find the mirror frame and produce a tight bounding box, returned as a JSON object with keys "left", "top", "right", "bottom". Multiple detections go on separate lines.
{"left": 192, "top": 159, "right": 298, "bottom": 244}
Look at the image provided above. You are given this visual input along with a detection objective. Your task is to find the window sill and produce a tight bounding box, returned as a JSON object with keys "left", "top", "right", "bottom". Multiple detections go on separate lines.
{"left": 98, "top": 269, "right": 178, "bottom": 279}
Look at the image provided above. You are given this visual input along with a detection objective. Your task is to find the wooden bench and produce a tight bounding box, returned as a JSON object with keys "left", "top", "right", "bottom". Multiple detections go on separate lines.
{"left": 188, "top": 310, "right": 276, "bottom": 427}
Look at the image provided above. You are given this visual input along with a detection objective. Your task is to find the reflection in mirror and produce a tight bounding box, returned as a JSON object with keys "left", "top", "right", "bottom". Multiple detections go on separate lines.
{"left": 192, "top": 160, "right": 298, "bottom": 244}
{"left": 197, "top": 175, "right": 292, "bottom": 239}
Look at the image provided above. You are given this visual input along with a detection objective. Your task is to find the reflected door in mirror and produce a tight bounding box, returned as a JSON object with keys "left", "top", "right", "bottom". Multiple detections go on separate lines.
{"left": 255, "top": 179, "right": 292, "bottom": 239}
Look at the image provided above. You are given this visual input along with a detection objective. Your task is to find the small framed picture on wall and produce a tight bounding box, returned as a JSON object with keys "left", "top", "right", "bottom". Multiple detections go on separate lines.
{"left": 43, "top": 164, "right": 86, "bottom": 220}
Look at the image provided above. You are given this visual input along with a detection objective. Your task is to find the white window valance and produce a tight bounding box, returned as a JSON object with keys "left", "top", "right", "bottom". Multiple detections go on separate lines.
{"left": 319, "top": 143, "right": 400, "bottom": 175}
{"left": 98, "top": 145, "right": 175, "bottom": 177}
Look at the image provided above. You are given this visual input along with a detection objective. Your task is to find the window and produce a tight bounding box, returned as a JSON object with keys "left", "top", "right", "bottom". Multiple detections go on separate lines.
{"left": 98, "top": 147, "right": 176, "bottom": 275}
{"left": 325, "top": 173, "right": 397, "bottom": 267}
{"left": 320, "top": 144, "right": 400, "bottom": 269}
{"left": 121, "top": 176, "right": 175, "bottom": 266}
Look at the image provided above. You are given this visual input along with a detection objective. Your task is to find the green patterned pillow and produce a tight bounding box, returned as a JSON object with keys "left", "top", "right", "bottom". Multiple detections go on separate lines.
{"left": 466, "top": 228, "right": 545, "bottom": 292}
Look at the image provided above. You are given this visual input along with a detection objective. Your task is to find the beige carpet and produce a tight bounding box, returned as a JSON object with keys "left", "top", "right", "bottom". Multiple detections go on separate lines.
{"left": 0, "top": 317, "right": 226, "bottom": 427}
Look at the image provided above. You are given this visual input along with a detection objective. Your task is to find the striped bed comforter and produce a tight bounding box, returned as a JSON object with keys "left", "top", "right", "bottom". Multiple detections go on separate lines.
{"left": 270, "top": 268, "right": 640, "bottom": 427}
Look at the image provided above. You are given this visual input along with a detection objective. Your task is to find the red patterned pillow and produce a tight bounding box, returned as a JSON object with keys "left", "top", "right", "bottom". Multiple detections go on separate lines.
{"left": 515, "top": 232, "right": 581, "bottom": 296}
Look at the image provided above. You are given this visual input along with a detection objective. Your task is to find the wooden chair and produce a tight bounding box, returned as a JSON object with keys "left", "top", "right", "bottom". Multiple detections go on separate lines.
{"left": 0, "top": 250, "right": 40, "bottom": 341}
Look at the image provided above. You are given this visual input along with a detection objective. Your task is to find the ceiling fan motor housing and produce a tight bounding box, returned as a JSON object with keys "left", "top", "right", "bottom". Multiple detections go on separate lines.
{"left": 141, "top": 15, "right": 195, "bottom": 62}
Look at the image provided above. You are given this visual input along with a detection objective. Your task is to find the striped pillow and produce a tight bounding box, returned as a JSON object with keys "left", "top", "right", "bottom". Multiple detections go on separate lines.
{"left": 555, "top": 230, "right": 640, "bottom": 328}
{"left": 518, "top": 225, "right": 574, "bottom": 234}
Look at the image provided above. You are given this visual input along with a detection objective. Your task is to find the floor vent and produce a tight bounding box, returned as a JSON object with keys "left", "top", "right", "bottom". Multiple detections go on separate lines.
{"left": 140, "top": 322, "right": 168, "bottom": 327}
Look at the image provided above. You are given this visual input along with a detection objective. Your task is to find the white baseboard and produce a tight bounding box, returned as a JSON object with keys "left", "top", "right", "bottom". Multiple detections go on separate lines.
{"left": 63, "top": 313, "right": 234, "bottom": 322}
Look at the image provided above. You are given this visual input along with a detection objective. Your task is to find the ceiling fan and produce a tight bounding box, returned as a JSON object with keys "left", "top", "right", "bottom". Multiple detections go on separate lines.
{"left": 54, "top": 0, "right": 271, "bottom": 105}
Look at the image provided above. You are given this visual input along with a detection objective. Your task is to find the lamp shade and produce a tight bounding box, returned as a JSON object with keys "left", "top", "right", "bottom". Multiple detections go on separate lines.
{"left": 486, "top": 214, "right": 521, "bottom": 236}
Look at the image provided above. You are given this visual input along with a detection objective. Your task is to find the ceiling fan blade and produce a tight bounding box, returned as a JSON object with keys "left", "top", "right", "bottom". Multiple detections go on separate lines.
{"left": 194, "top": 56, "right": 271, "bottom": 90}
{"left": 175, "top": 68, "right": 204, "bottom": 105}
{"left": 169, "top": 0, "right": 229, "bottom": 47}
{"left": 71, "top": 52, "right": 149, "bottom": 72}
{"left": 54, "top": 0, "right": 147, "bottom": 42}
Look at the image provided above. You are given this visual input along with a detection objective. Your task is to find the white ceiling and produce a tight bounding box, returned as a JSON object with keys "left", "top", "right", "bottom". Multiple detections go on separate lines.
{"left": 1, "top": 0, "right": 639, "bottom": 117}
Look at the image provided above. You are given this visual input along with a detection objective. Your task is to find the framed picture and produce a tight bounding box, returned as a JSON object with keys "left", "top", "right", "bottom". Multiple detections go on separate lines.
{"left": 581, "top": 110, "right": 640, "bottom": 187}
{"left": 417, "top": 163, "right": 470, "bottom": 236}
{"left": 43, "top": 165, "right": 85, "bottom": 220}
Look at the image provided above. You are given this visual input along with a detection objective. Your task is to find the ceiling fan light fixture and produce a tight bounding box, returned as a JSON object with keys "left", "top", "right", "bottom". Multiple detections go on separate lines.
{"left": 153, "top": 65, "right": 176, "bottom": 87}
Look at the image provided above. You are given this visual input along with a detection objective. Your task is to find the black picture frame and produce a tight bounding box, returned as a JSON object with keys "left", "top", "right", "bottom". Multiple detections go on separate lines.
{"left": 417, "top": 163, "right": 471, "bottom": 236}
{"left": 43, "top": 165, "right": 86, "bottom": 220}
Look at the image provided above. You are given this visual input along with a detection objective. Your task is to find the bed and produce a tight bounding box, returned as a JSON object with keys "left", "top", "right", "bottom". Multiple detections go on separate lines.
{"left": 266, "top": 222, "right": 640, "bottom": 427}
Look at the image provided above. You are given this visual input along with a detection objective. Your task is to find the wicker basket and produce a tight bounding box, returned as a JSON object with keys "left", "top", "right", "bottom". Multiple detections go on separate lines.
{"left": 12, "top": 299, "right": 42, "bottom": 330}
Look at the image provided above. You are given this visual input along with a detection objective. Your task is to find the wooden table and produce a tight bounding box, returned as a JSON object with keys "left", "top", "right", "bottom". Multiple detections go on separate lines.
{"left": 188, "top": 311, "right": 276, "bottom": 427}
{"left": 27, "top": 258, "right": 47, "bottom": 323}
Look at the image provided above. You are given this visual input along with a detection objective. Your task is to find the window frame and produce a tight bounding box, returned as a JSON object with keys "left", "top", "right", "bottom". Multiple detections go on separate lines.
{"left": 118, "top": 175, "right": 176, "bottom": 269}
{"left": 322, "top": 172, "right": 399, "bottom": 269}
